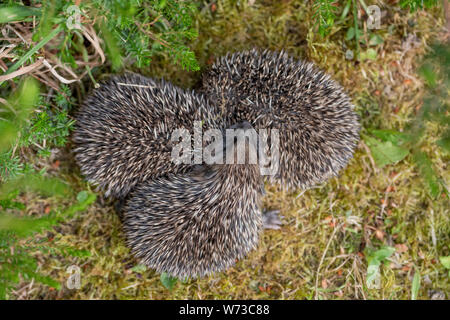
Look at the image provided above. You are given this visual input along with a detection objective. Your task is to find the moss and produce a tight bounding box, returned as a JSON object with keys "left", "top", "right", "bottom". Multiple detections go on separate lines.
{"left": 12, "top": 1, "right": 449, "bottom": 299}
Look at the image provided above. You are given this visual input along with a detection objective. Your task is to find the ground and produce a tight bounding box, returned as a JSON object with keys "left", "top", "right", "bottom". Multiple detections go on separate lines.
{"left": 9, "top": 1, "right": 449, "bottom": 299}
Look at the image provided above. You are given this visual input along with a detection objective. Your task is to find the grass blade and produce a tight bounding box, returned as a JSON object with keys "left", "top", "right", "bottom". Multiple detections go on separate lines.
{"left": 0, "top": 5, "right": 41, "bottom": 23}
{"left": 0, "top": 25, "right": 63, "bottom": 85}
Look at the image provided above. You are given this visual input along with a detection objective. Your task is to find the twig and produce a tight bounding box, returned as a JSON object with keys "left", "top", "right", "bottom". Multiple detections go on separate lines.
{"left": 0, "top": 58, "right": 44, "bottom": 82}
{"left": 81, "top": 25, "right": 105, "bottom": 64}
{"left": 0, "top": 25, "right": 63, "bottom": 85}
{"left": 314, "top": 223, "right": 341, "bottom": 299}
{"left": 42, "top": 59, "right": 79, "bottom": 84}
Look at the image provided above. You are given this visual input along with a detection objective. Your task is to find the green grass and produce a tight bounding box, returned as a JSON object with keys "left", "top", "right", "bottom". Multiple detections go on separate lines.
{"left": 1, "top": 0, "right": 449, "bottom": 299}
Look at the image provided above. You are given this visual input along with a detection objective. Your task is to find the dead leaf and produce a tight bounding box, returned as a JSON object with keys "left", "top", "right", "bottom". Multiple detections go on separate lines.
{"left": 206, "top": 55, "right": 215, "bottom": 65}
{"left": 395, "top": 243, "right": 408, "bottom": 253}
{"left": 52, "top": 160, "right": 60, "bottom": 169}
{"left": 334, "top": 290, "right": 343, "bottom": 297}
{"left": 375, "top": 229, "right": 384, "bottom": 240}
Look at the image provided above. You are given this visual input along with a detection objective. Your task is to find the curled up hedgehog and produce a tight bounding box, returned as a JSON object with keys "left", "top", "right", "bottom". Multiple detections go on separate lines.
{"left": 202, "top": 49, "right": 360, "bottom": 190}
{"left": 73, "top": 73, "right": 225, "bottom": 199}
{"left": 123, "top": 122, "right": 266, "bottom": 278}
{"left": 72, "top": 74, "right": 272, "bottom": 278}
{"left": 73, "top": 50, "right": 360, "bottom": 279}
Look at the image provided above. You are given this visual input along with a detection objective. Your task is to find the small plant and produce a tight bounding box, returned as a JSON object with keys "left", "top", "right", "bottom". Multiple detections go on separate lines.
{"left": 411, "top": 268, "right": 421, "bottom": 300}
{"left": 400, "top": 0, "right": 439, "bottom": 12}
{"left": 90, "top": 0, "right": 200, "bottom": 70}
{"left": 312, "top": 0, "right": 440, "bottom": 60}
{"left": 0, "top": 0, "right": 200, "bottom": 90}
{"left": 160, "top": 272, "right": 177, "bottom": 290}
{"left": 0, "top": 0, "right": 201, "bottom": 299}
{"left": 364, "top": 246, "right": 395, "bottom": 289}
{"left": 312, "top": 0, "right": 339, "bottom": 37}
{"left": 440, "top": 256, "right": 450, "bottom": 277}
{"left": 0, "top": 77, "right": 95, "bottom": 298}
{"left": 0, "top": 186, "right": 96, "bottom": 299}
{"left": 364, "top": 44, "right": 449, "bottom": 199}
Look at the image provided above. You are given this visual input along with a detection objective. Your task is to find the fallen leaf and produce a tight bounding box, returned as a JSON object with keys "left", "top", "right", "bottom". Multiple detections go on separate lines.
{"left": 52, "top": 160, "right": 60, "bottom": 169}
{"left": 395, "top": 244, "right": 408, "bottom": 253}
{"left": 375, "top": 229, "right": 384, "bottom": 240}
{"left": 386, "top": 186, "right": 394, "bottom": 193}
{"left": 389, "top": 171, "right": 398, "bottom": 178}
{"left": 206, "top": 55, "right": 215, "bottom": 65}
{"left": 402, "top": 265, "right": 411, "bottom": 272}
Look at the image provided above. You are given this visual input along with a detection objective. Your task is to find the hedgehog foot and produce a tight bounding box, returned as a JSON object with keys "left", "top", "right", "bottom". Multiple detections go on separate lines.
{"left": 262, "top": 210, "right": 282, "bottom": 230}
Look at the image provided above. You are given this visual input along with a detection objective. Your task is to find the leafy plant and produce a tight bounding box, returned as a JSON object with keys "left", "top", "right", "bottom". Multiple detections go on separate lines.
{"left": 312, "top": 0, "right": 339, "bottom": 37}
{"left": 90, "top": 0, "right": 200, "bottom": 70}
{"left": 0, "top": 189, "right": 96, "bottom": 299}
{"left": 364, "top": 133, "right": 410, "bottom": 168}
{"left": 440, "top": 256, "right": 450, "bottom": 277}
{"left": 400, "top": 0, "right": 439, "bottom": 12}
{"left": 0, "top": 0, "right": 202, "bottom": 299}
{"left": 160, "top": 272, "right": 177, "bottom": 290}
{"left": 0, "top": 0, "right": 200, "bottom": 91}
{"left": 0, "top": 77, "right": 95, "bottom": 299}
{"left": 365, "top": 246, "right": 395, "bottom": 289}
{"left": 0, "top": 82, "right": 74, "bottom": 180}
{"left": 312, "top": 0, "right": 439, "bottom": 60}
{"left": 411, "top": 268, "right": 421, "bottom": 300}
{"left": 130, "top": 264, "right": 147, "bottom": 274}
{"left": 364, "top": 44, "right": 449, "bottom": 199}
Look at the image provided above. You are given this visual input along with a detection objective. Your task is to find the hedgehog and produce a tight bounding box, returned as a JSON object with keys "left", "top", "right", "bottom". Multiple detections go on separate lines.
{"left": 74, "top": 50, "right": 359, "bottom": 277}
{"left": 123, "top": 122, "right": 267, "bottom": 278}
{"left": 202, "top": 49, "right": 360, "bottom": 190}
{"left": 73, "top": 73, "right": 225, "bottom": 198}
